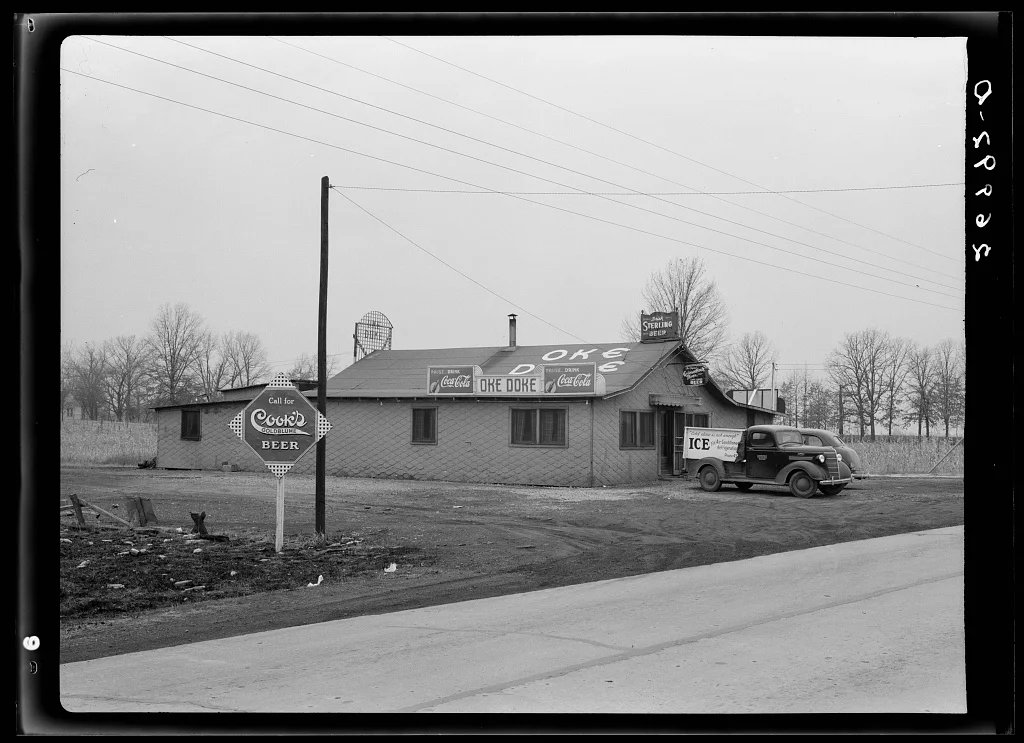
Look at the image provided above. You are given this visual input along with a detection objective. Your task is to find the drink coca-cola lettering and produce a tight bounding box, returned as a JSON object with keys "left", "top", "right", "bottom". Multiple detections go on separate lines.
{"left": 556, "top": 373, "right": 593, "bottom": 387}
{"left": 439, "top": 374, "right": 472, "bottom": 388}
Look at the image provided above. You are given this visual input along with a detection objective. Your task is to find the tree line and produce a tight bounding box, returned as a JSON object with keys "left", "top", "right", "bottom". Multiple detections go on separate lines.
{"left": 61, "top": 303, "right": 333, "bottom": 422}
{"left": 624, "top": 257, "right": 964, "bottom": 440}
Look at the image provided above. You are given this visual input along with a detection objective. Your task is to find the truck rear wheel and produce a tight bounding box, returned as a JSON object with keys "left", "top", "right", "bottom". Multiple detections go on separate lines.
{"left": 698, "top": 466, "right": 722, "bottom": 492}
{"left": 789, "top": 471, "right": 817, "bottom": 498}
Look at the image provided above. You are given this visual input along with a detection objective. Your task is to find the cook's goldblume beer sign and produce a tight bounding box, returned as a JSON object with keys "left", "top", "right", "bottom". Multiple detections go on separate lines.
{"left": 229, "top": 373, "right": 332, "bottom": 478}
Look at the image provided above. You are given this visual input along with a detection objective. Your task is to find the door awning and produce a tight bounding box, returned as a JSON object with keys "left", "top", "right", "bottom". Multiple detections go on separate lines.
{"left": 649, "top": 393, "right": 703, "bottom": 407}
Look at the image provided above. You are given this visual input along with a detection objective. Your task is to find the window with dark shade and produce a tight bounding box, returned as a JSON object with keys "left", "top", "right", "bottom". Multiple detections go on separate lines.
{"left": 512, "top": 408, "right": 565, "bottom": 446}
{"left": 684, "top": 413, "right": 710, "bottom": 428}
{"left": 181, "top": 409, "right": 201, "bottom": 441}
{"left": 620, "top": 410, "right": 655, "bottom": 449}
{"left": 412, "top": 408, "right": 437, "bottom": 444}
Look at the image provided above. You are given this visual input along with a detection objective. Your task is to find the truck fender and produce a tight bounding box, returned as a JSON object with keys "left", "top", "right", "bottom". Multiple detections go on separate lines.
{"left": 774, "top": 461, "right": 828, "bottom": 485}
{"left": 695, "top": 457, "right": 726, "bottom": 481}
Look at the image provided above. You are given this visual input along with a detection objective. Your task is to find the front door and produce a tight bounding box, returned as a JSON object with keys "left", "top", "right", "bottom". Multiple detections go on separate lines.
{"left": 659, "top": 410, "right": 674, "bottom": 474}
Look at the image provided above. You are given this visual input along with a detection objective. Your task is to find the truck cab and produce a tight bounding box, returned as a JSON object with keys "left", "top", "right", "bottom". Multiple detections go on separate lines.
{"left": 697, "top": 425, "right": 852, "bottom": 498}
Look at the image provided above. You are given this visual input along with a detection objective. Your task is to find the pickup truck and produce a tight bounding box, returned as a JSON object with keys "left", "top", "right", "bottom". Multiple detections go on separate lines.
{"left": 693, "top": 424, "right": 852, "bottom": 498}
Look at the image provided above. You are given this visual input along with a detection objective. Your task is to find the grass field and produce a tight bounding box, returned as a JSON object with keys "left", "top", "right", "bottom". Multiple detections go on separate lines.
{"left": 60, "top": 419, "right": 157, "bottom": 466}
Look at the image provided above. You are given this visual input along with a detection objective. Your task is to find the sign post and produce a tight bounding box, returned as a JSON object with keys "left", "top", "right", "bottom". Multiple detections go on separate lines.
{"left": 230, "top": 373, "right": 333, "bottom": 553}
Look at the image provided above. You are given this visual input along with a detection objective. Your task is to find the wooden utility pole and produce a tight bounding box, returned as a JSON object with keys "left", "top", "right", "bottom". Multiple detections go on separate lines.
{"left": 316, "top": 175, "right": 329, "bottom": 536}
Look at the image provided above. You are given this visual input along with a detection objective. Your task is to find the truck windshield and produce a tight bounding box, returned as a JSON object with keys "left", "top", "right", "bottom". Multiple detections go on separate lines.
{"left": 775, "top": 430, "right": 804, "bottom": 446}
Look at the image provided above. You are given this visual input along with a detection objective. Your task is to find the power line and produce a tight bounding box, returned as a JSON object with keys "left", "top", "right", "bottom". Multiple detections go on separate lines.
{"left": 90, "top": 37, "right": 961, "bottom": 297}
{"left": 330, "top": 187, "right": 590, "bottom": 344}
{"left": 59, "top": 66, "right": 962, "bottom": 313}
{"left": 272, "top": 36, "right": 963, "bottom": 283}
{"left": 384, "top": 36, "right": 961, "bottom": 265}
{"left": 328, "top": 183, "right": 965, "bottom": 195}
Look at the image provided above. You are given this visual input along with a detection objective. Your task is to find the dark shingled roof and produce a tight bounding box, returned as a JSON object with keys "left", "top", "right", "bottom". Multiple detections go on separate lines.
{"left": 324, "top": 341, "right": 695, "bottom": 399}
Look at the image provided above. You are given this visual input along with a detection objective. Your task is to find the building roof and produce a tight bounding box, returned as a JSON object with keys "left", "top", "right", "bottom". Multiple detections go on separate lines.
{"left": 324, "top": 341, "right": 696, "bottom": 399}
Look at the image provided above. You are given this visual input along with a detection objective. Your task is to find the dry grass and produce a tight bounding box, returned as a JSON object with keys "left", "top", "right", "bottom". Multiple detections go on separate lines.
{"left": 61, "top": 419, "right": 157, "bottom": 466}
{"left": 852, "top": 438, "right": 964, "bottom": 475}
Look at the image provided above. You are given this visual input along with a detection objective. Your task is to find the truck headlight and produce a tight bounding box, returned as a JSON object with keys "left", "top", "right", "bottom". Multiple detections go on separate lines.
{"left": 816, "top": 454, "right": 826, "bottom": 464}
{"left": 837, "top": 453, "right": 843, "bottom": 462}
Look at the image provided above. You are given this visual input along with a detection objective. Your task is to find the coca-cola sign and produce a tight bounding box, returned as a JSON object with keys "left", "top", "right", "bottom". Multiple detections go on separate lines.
{"left": 543, "top": 364, "right": 597, "bottom": 394}
{"left": 640, "top": 310, "right": 680, "bottom": 342}
{"left": 427, "top": 366, "right": 476, "bottom": 394}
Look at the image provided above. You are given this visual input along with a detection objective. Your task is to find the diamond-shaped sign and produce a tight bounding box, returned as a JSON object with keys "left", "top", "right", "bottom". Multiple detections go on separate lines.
{"left": 230, "top": 373, "right": 333, "bottom": 478}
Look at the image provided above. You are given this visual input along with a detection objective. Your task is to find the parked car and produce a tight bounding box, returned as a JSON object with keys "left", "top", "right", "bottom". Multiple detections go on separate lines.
{"left": 693, "top": 425, "right": 852, "bottom": 498}
{"left": 799, "top": 428, "right": 862, "bottom": 475}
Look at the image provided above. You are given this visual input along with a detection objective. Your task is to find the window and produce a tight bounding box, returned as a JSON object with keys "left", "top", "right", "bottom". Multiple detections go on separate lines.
{"left": 180, "top": 409, "right": 201, "bottom": 441}
{"left": 684, "top": 413, "right": 709, "bottom": 428}
{"left": 750, "top": 431, "right": 772, "bottom": 448}
{"left": 619, "top": 411, "right": 655, "bottom": 449}
{"left": 511, "top": 408, "right": 566, "bottom": 446}
{"left": 412, "top": 408, "right": 437, "bottom": 444}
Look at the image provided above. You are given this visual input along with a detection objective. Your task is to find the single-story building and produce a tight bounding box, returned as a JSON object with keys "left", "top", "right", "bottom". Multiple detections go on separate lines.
{"left": 154, "top": 320, "right": 776, "bottom": 486}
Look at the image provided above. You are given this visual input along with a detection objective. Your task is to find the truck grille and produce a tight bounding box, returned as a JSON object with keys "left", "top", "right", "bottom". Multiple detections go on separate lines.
{"left": 826, "top": 450, "right": 841, "bottom": 479}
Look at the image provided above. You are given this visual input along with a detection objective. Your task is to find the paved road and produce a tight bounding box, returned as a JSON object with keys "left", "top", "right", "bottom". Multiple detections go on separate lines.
{"left": 60, "top": 526, "right": 964, "bottom": 714}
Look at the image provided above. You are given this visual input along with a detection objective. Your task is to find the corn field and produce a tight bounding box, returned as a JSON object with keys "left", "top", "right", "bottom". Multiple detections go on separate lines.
{"left": 60, "top": 419, "right": 157, "bottom": 466}
{"left": 849, "top": 438, "right": 963, "bottom": 476}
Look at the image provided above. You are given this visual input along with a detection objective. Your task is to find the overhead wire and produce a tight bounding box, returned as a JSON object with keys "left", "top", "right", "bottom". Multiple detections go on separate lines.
{"left": 329, "top": 188, "right": 590, "bottom": 343}
{"left": 90, "top": 36, "right": 962, "bottom": 298}
{"left": 274, "top": 36, "right": 963, "bottom": 281}
{"left": 384, "top": 36, "right": 960, "bottom": 264}
{"left": 59, "top": 65, "right": 963, "bottom": 313}
{"left": 326, "top": 183, "right": 966, "bottom": 195}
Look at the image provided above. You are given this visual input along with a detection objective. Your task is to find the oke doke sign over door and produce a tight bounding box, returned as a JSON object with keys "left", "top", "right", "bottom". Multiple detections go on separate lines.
{"left": 427, "top": 364, "right": 604, "bottom": 396}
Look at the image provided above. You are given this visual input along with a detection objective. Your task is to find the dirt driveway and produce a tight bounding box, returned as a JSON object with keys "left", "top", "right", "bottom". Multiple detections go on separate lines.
{"left": 59, "top": 466, "right": 963, "bottom": 662}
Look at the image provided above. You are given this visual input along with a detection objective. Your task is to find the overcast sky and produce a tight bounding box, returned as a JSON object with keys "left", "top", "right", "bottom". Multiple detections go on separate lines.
{"left": 60, "top": 33, "right": 967, "bottom": 380}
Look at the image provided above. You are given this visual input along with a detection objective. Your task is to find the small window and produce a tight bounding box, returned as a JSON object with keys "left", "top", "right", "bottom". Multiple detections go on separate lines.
{"left": 749, "top": 432, "right": 772, "bottom": 448}
{"left": 511, "top": 408, "right": 566, "bottom": 446}
{"left": 181, "top": 409, "right": 201, "bottom": 441}
{"left": 412, "top": 408, "right": 437, "bottom": 444}
{"left": 803, "top": 435, "right": 823, "bottom": 447}
{"left": 684, "top": 413, "right": 710, "bottom": 428}
{"left": 620, "top": 410, "right": 655, "bottom": 449}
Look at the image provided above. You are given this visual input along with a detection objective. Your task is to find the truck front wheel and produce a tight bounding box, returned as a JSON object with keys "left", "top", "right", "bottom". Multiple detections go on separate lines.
{"left": 698, "top": 466, "right": 722, "bottom": 492}
{"left": 789, "top": 471, "right": 817, "bottom": 498}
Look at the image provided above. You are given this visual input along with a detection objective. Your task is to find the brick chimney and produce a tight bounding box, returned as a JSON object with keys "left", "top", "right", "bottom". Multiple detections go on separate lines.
{"left": 508, "top": 313, "right": 517, "bottom": 349}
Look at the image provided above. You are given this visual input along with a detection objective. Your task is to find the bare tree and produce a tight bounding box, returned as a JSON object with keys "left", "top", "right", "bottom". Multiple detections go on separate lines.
{"left": 932, "top": 338, "right": 965, "bottom": 437}
{"left": 827, "top": 329, "right": 893, "bottom": 440}
{"left": 193, "top": 331, "right": 231, "bottom": 402}
{"left": 102, "top": 335, "right": 150, "bottom": 421}
{"left": 61, "top": 340, "right": 76, "bottom": 419}
{"left": 67, "top": 342, "right": 109, "bottom": 420}
{"left": 904, "top": 343, "right": 936, "bottom": 437}
{"left": 146, "top": 303, "right": 206, "bottom": 405}
{"left": 880, "top": 336, "right": 912, "bottom": 436}
{"left": 620, "top": 257, "right": 729, "bottom": 363}
{"left": 287, "top": 352, "right": 340, "bottom": 381}
{"left": 223, "top": 331, "right": 271, "bottom": 388}
{"left": 715, "top": 331, "right": 776, "bottom": 396}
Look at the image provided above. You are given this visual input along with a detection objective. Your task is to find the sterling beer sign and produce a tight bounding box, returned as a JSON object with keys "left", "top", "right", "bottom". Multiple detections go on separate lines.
{"left": 229, "top": 373, "right": 332, "bottom": 478}
{"left": 427, "top": 366, "right": 476, "bottom": 395}
{"left": 640, "top": 311, "right": 680, "bottom": 342}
